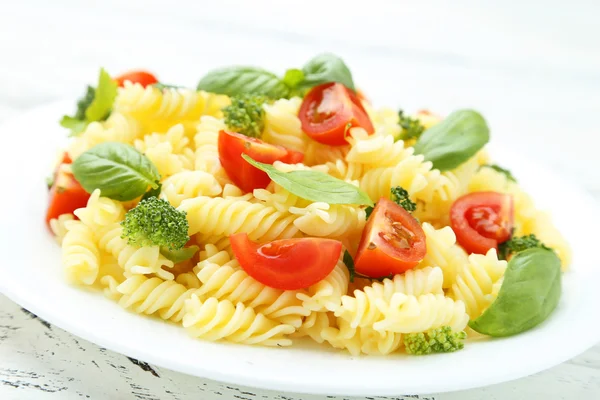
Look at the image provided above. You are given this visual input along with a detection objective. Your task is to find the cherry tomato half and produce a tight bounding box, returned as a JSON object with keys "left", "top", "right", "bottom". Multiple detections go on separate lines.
{"left": 114, "top": 70, "right": 158, "bottom": 88}
{"left": 354, "top": 198, "right": 427, "bottom": 277}
{"left": 46, "top": 166, "right": 90, "bottom": 225}
{"left": 298, "top": 82, "right": 374, "bottom": 146}
{"left": 450, "top": 191, "right": 513, "bottom": 255}
{"left": 230, "top": 233, "right": 342, "bottom": 290}
{"left": 218, "top": 130, "right": 304, "bottom": 193}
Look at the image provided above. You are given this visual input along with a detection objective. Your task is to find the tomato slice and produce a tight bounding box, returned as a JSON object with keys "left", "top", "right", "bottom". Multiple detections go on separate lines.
{"left": 354, "top": 198, "right": 427, "bottom": 277}
{"left": 230, "top": 233, "right": 342, "bottom": 290}
{"left": 46, "top": 168, "right": 91, "bottom": 225}
{"left": 218, "top": 130, "right": 304, "bottom": 193}
{"left": 298, "top": 82, "right": 374, "bottom": 146}
{"left": 114, "top": 70, "right": 158, "bottom": 88}
{"left": 450, "top": 191, "right": 514, "bottom": 255}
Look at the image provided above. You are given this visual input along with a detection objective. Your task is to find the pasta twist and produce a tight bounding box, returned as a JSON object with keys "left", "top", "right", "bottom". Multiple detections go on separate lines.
{"left": 303, "top": 139, "right": 350, "bottom": 166}
{"left": 335, "top": 267, "right": 444, "bottom": 329}
{"left": 116, "top": 275, "right": 197, "bottom": 322}
{"left": 161, "top": 170, "right": 222, "bottom": 207}
{"left": 97, "top": 223, "right": 175, "bottom": 280}
{"left": 182, "top": 295, "right": 296, "bottom": 347}
{"left": 115, "top": 82, "right": 230, "bottom": 122}
{"left": 296, "top": 255, "right": 349, "bottom": 312}
{"left": 417, "top": 223, "right": 468, "bottom": 288}
{"left": 178, "top": 196, "right": 299, "bottom": 242}
{"left": 447, "top": 248, "right": 507, "bottom": 319}
{"left": 193, "top": 245, "right": 310, "bottom": 328}
{"left": 74, "top": 189, "right": 126, "bottom": 232}
{"left": 193, "top": 116, "right": 232, "bottom": 186}
{"left": 373, "top": 293, "right": 469, "bottom": 334}
{"left": 62, "top": 220, "right": 101, "bottom": 285}
{"left": 49, "top": 213, "right": 74, "bottom": 244}
{"left": 134, "top": 123, "right": 190, "bottom": 154}
{"left": 262, "top": 97, "right": 308, "bottom": 153}
{"left": 292, "top": 311, "right": 336, "bottom": 343}
{"left": 321, "top": 317, "right": 403, "bottom": 356}
{"left": 288, "top": 201, "right": 366, "bottom": 238}
{"left": 345, "top": 128, "right": 408, "bottom": 167}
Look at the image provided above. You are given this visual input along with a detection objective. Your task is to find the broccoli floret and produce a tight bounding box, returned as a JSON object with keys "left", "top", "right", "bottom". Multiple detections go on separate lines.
{"left": 391, "top": 186, "right": 417, "bottom": 212}
{"left": 75, "top": 86, "right": 96, "bottom": 120}
{"left": 498, "top": 234, "right": 552, "bottom": 260}
{"left": 404, "top": 326, "right": 467, "bottom": 355}
{"left": 120, "top": 197, "right": 189, "bottom": 250}
{"left": 222, "top": 94, "right": 268, "bottom": 138}
{"left": 397, "top": 109, "right": 425, "bottom": 141}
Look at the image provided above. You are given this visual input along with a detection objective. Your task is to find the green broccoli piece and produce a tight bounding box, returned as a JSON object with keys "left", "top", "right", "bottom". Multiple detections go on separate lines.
{"left": 391, "top": 186, "right": 416, "bottom": 212}
{"left": 498, "top": 234, "right": 552, "bottom": 260}
{"left": 75, "top": 86, "right": 96, "bottom": 120}
{"left": 222, "top": 94, "right": 269, "bottom": 138}
{"left": 397, "top": 109, "right": 425, "bottom": 141}
{"left": 121, "top": 197, "right": 189, "bottom": 251}
{"left": 404, "top": 326, "right": 467, "bottom": 355}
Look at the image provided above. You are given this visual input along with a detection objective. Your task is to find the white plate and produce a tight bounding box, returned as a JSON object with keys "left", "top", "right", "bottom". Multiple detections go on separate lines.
{"left": 1, "top": 101, "right": 599, "bottom": 397}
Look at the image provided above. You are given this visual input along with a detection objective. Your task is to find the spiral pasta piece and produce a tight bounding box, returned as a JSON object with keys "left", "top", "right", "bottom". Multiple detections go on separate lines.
{"left": 373, "top": 293, "right": 469, "bottom": 334}
{"left": 74, "top": 189, "right": 126, "bottom": 232}
{"left": 183, "top": 295, "right": 296, "bottom": 346}
{"left": 262, "top": 97, "right": 308, "bottom": 153}
{"left": 304, "top": 139, "right": 350, "bottom": 166}
{"left": 49, "top": 213, "right": 75, "bottom": 245}
{"left": 116, "top": 275, "right": 197, "bottom": 322}
{"left": 161, "top": 170, "right": 222, "bottom": 207}
{"left": 292, "top": 311, "right": 336, "bottom": 343}
{"left": 296, "top": 255, "right": 349, "bottom": 312}
{"left": 288, "top": 201, "right": 366, "bottom": 238}
{"left": 335, "top": 266, "right": 444, "bottom": 329}
{"left": 179, "top": 196, "right": 299, "bottom": 242}
{"left": 447, "top": 248, "right": 507, "bottom": 319}
{"left": 321, "top": 317, "right": 403, "bottom": 356}
{"left": 62, "top": 220, "right": 101, "bottom": 285}
{"left": 345, "top": 128, "right": 408, "bottom": 167}
{"left": 417, "top": 223, "right": 468, "bottom": 288}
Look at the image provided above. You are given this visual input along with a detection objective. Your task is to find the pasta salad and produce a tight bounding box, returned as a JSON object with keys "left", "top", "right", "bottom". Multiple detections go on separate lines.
{"left": 46, "top": 54, "right": 570, "bottom": 355}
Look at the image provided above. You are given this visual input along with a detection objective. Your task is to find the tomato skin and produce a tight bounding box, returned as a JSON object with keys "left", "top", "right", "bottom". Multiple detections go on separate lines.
{"left": 230, "top": 233, "right": 342, "bottom": 290}
{"left": 298, "top": 83, "right": 374, "bottom": 146}
{"left": 450, "top": 191, "right": 514, "bottom": 255}
{"left": 354, "top": 198, "right": 427, "bottom": 277}
{"left": 45, "top": 168, "right": 90, "bottom": 225}
{"left": 218, "top": 130, "right": 304, "bottom": 193}
{"left": 114, "top": 70, "right": 158, "bottom": 88}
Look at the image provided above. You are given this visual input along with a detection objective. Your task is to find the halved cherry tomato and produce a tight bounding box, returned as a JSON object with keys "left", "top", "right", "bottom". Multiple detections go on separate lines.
{"left": 354, "top": 198, "right": 427, "bottom": 277}
{"left": 46, "top": 168, "right": 90, "bottom": 225}
{"left": 298, "top": 82, "right": 374, "bottom": 146}
{"left": 450, "top": 191, "right": 513, "bottom": 255}
{"left": 230, "top": 233, "right": 342, "bottom": 290}
{"left": 114, "top": 70, "right": 158, "bottom": 88}
{"left": 218, "top": 130, "right": 304, "bottom": 192}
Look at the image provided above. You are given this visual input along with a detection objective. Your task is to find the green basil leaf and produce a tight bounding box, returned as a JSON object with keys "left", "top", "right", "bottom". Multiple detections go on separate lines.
{"left": 343, "top": 250, "right": 356, "bottom": 283}
{"left": 141, "top": 182, "right": 162, "bottom": 201}
{"left": 60, "top": 115, "right": 89, "bottom": 137}
{"left": 75, "top": 86, "right": 96, "bottom": 120}
{"left": 282, "top": 68, "right": 305, "bottom": 89}
{"left": 85, "top": 68, "right": 118, "bottom": 122}
{"left": 469, "top": 248, "right": 561, "bottom": 337}
{"left": 413, "top": 109, "right": 490, "bottom": 171}
{"left": 243, "top": 154, "right": 373, "bottom": 206}
{"left": 160, "top": 245, "right": 199, "bottom": 263}
{"left": 197, "top": 66, "right": 289, "bottom": 98}
{"left": 72, "top": 142, "right": 160, "bottom": 201}
{"left": 298, "top": 53, "right": 355, "bottom": 91}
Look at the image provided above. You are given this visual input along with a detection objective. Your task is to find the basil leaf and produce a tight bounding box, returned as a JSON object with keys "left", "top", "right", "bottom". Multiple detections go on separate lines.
{"left": 197, "top": 67, "right": 290, "bottom": 98}
{"left": 243, "top": 154, "right": 373, "bottom": 206}
{"left": 298, "top": 53, "right": 355, "bottom": 92}
{"left": 141, "top": 182, "right": 162, "bottom": 201}
{"left": 282, "top": 68, "right": 305, "bottom": 89}
{"left": 343, "top": 250, "right": 356, "bottom": 283}
{"left": 72, "top": 142, "right": 160, "bottom": 201}
{"left": 75, "top": 86, "right": 96, "bottom": 120}
{"left": 469, "top": 248, "right": 561, "bottom": 337}
{"left": 85, "top": 68, "right": 118, "bottom": 122}
{"left": 413, "top": 109, "right": 490, "bottom": 171}
{"left": 160, "top": 245, "right": 199, "bottom": 263}
{"left": 60, "top": 115, "right": 88, "bottom": 137}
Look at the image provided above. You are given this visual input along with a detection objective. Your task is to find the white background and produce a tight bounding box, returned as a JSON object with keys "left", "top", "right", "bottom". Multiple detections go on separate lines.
{"left": 1, "top": 0, "right": 599, "bottom": 398}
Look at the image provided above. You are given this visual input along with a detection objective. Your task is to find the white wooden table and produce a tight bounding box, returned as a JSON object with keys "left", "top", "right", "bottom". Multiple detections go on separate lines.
{"left": 1, "top": 1, "right": 599, "bottom": 398}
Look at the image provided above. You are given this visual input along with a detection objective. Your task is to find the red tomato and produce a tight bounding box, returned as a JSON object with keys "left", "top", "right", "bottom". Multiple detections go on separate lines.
{"left": 46, "top": 168, "right": 91, "bottom": 225}
{"left": 354, "top": 198, "right": 427, "bottom": 277}
{"left": 298, "top": 82, "right": 374, "bottom": 146}
{"left": 218, "top": 130, "right": 304, "bottom": 193}
{"left": 450, "top": 191, "right": 513, "bottom": 255}
{"left": 230, "top": 233, "right": 342, "bottom": 290}
{"left": 114, "top": 70, "right": 158, "bottom": 88}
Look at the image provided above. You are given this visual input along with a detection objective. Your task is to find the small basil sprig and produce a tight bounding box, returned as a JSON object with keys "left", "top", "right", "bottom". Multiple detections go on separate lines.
{"left": 60, "top": 68, "right": 118, "bottom": 136}
{"left": 243, "top": 154, "right": 373, "bottom": 206}
{"left": 413, "top": 109, "right": 489, "bottom": 171}
{"left": 469, "top": 248, "right": 562, "bottom": 337}
{"left": 196, "top": 53, "right": 354, "bottom": 98}
{"left": 72, "top": 142, "right": 161, "bottom": 201}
